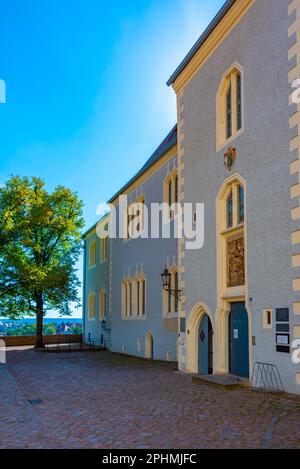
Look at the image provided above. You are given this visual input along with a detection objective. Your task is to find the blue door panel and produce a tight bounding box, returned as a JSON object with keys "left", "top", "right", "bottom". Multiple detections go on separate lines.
{"left": 198, "top": 316, "right": 209, "bottom": 374}
{"left": 229, "top": 302, "right": 249, "bottom": 378}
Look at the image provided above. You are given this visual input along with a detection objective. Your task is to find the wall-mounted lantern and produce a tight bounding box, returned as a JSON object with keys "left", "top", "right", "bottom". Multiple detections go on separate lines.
{"left": 161, "top": 266, "right": 182, "bottom": 302}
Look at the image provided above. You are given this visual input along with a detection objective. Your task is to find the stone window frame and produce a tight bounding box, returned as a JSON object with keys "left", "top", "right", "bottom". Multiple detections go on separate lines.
{"left": 216, "top": 62, "right": 244, "bottom": 151}
{"left": 99, "top": 289, "right": 107, "bottom": 320}
{"left": 121, "top": 275, "right": 147, "bottom": 320}
{"left": 88, "top": 292, "right": 96, "bottom": 321}
{"left": 89, "top": 240, "right": 97, "bottom": 269}
{"left": 124, "top": 193, "right": 145, "bottom": 241}
{"left": 216, "top": 174, "right": 247, "bottom": 299}
{"left": 100, "top": 236, "right": 108, "bottom": 263}
{"left": 163, "top": 169, "right": 178, "bottom": 218}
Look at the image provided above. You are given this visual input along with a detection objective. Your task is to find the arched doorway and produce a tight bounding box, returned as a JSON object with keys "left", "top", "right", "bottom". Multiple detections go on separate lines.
{"left": 186, "top": 302, "right": 214, "bottom": 374}
{"left": 228, "top": 302, "right": 249, "bottom": 378}
{"left": 198, "top": 315, "right": 213, "bottom": 375}
{"left": 145, "top": 332, "right": 153, "bottom": 359}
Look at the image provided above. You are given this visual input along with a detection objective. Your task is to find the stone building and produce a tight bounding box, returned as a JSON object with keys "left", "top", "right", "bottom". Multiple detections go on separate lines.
{"left": 83, "top": 0, "right": 300, "bottom": 394}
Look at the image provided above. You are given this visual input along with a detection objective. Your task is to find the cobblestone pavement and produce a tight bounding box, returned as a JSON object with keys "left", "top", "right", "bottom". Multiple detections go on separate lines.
{"left": 0, "top": 349, "right": 300, "bottom": 449}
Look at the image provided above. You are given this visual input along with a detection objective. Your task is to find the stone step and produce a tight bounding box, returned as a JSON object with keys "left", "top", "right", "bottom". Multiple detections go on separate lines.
{"left": 192, "top": 373, "right": 251, "bottom": 389}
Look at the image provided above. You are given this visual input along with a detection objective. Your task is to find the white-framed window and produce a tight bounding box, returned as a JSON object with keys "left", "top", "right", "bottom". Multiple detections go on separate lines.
{"left": 121, "top": 281, "right": 127, "bottom": 316}
{"left": 126, "top": 194, "right": 145, "bottom": 239}
{"left": 122, "top": 277, "right": 146, "bottom": 318}
{"left": 121, "top": 280, "right": 133, "bottom": 317}
{"left": 88, "top": 293, "right": 96, "bottom": 320}
{"left": 89, "top": 240, "right": 97, "bottom": 268}
{"left": 164, "top": 170, "right": 178, "bottom": 217}
{"left": 263, "top": 309, "right": 273, "bottom": 329}
{"left": 217, "top": 63, "right": 244, "bottom": 150}
{"left": 99, "top": 289, "right": 107, "bottom": 319}
{"left": 135, "top": 277, "right": 146, "bottom": 317}
{"left": 220, "top": 179, "right": 245, "bottom": 289}
{"left": 224, "top": 182, "right": 244, "bottom": 231}
{"left": 100, "top": 237, "right": 108, "bottom": 262}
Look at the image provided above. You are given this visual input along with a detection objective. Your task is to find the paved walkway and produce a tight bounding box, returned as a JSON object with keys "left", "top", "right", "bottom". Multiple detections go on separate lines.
{"left": 0, "top": 349, "right": 300, "bottom": 449}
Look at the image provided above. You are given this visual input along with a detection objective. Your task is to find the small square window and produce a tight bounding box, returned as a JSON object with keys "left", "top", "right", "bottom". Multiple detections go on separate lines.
{"left": 263, "top": 309, "right": 273, "bottom": 329}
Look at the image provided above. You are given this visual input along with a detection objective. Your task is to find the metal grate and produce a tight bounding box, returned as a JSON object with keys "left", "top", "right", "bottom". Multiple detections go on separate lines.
{"left": 252, "top": 362, "right": 285, "bottom": 393}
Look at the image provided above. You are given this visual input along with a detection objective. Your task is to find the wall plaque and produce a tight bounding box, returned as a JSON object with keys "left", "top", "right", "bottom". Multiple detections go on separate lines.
{"left": 227, "top": 237, "right": 245, "bottom": 287}
{"left": 276, "top": 308, "right": 289, "bottom": 322}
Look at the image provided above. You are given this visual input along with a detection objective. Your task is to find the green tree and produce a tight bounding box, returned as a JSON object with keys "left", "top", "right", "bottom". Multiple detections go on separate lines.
{"left": 21, "top": 323, "right": 36, "bottom": 336}
{"left": 0, "top": 176, "right": 84, "bottom": 348}
{"left": 70, "top": 324, "right": 82, "bottom": 334}
{"left": 43, "top": 323, "right": 57, "bottom": 335}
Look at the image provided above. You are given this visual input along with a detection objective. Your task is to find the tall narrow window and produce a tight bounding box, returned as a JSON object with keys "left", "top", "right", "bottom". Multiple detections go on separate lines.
{"left": 128, "top": 283, "right": 132, "bottom": 316}
{"left": 168, "top": 179, "right": 172, "bottom": 207}
{"left": 220, "top": 181, "right": 245, "bottom": 289}
{"left": 136, "top": 280, "right": 140, "bottom": 316}
{"left": 89, "top": 240, "right": 96, "bottom": 268}
{"left": 174, "top": 175, "right": 178, "bottom": 204}
{"left": 226, "top": 190, "right": 233, "bottom": 229}
{"left": 217, "top": 64, "right": 244, "bottom": 149}
{"left": 238, "top": 185, "right": 244, "bottom": 224}
{"left": 138, "top": 196, "right": 144, "bottom": 233}
{"left": 99, "top": 290, "right": 107, "bottom": 319}
{"left": 127, "top": 205, "right": 134, "bottom": 238}
{"left": 122, "top": 282, "right": 127, "bottom": 316}
{"left": 142, "top": 279, "right": 146, "bottom": 316}
{"left": 88, "top": 293, "right": 96, "bottom": 320}
{"left": 100, "top": 237, "right": 108, "bottom": 262}
{"left": 165, "top": 171, "right": 179, "bottom": 218}
{"left": 226, "top": 84, "right": 232, "bottom": 139}
{"left": 236, "top": 72, "right": 242, "bottom": 131}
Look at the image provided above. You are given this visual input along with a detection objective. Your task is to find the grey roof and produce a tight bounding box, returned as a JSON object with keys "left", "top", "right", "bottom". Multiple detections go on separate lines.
{"left": 167, "top": 0, "right": 236, "bottom": 86}
{"left": 108, "top": 125, "right": 177, "bottom": 203}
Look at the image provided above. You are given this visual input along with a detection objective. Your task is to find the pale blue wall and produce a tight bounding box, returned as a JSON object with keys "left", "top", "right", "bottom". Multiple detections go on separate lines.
{"left": 110, "top": 154, "right": 179, "bottom": 361}
{"left": 83, "top": 229, "right": 111, "bottom": 350}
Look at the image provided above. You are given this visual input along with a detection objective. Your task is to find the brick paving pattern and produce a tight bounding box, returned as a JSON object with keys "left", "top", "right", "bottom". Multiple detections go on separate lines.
{"left": 0, "top": 349, "right": 300, "bottom": 449}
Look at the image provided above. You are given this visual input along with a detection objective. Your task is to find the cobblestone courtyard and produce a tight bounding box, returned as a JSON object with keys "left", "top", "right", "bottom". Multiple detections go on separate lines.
{"left": 0, "top": 349, "right": 300, "bottom": 449}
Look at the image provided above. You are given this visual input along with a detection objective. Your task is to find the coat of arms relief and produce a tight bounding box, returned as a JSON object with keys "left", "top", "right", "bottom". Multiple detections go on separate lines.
{"left": 227, "top": 237, "right": 245, "bottom": 288}
{"left": 224, "top": 146, "right": 237, "bottom": 171}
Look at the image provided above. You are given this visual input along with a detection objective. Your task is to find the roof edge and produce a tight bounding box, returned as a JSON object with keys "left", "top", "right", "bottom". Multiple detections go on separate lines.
{"left": 82, "top": 212, "right": 110, "bottom": 239}
{"left": 167, "top": 0, "right": 236, "bottom": 86}
{"left": 107, "top": 125, "right": 177, "bottom": 204}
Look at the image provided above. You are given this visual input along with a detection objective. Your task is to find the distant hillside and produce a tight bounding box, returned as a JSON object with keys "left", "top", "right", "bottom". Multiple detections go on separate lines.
{"left": 0, "top": 318, "right": 82, "bottom": 325}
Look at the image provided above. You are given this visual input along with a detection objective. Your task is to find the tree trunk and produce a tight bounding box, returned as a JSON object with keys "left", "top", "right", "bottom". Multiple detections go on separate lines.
{"left": 35, "top": 291, "right": 44, "bottom": 349}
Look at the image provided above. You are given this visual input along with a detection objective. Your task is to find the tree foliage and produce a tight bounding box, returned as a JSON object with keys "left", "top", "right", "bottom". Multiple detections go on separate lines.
{"left": 0, "top": 176, "right": 84, "bottom": 347}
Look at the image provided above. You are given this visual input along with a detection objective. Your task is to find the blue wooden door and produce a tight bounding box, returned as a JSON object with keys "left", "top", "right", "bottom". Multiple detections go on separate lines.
{"left": 229, "top": 302, "right": 249, "bottom": 378}
{"left": 198, "top": 315, "right": 213, "bottom": 375}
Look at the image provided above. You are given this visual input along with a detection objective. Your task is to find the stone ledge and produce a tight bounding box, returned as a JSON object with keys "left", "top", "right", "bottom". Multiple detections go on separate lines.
{"left": 192, "top": 373, "right": 251, "bottom": 389}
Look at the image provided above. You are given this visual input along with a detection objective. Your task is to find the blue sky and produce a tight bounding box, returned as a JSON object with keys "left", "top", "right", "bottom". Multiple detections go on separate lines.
{"left": 0, "top": 0, "right": 224, "bottom": 317}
